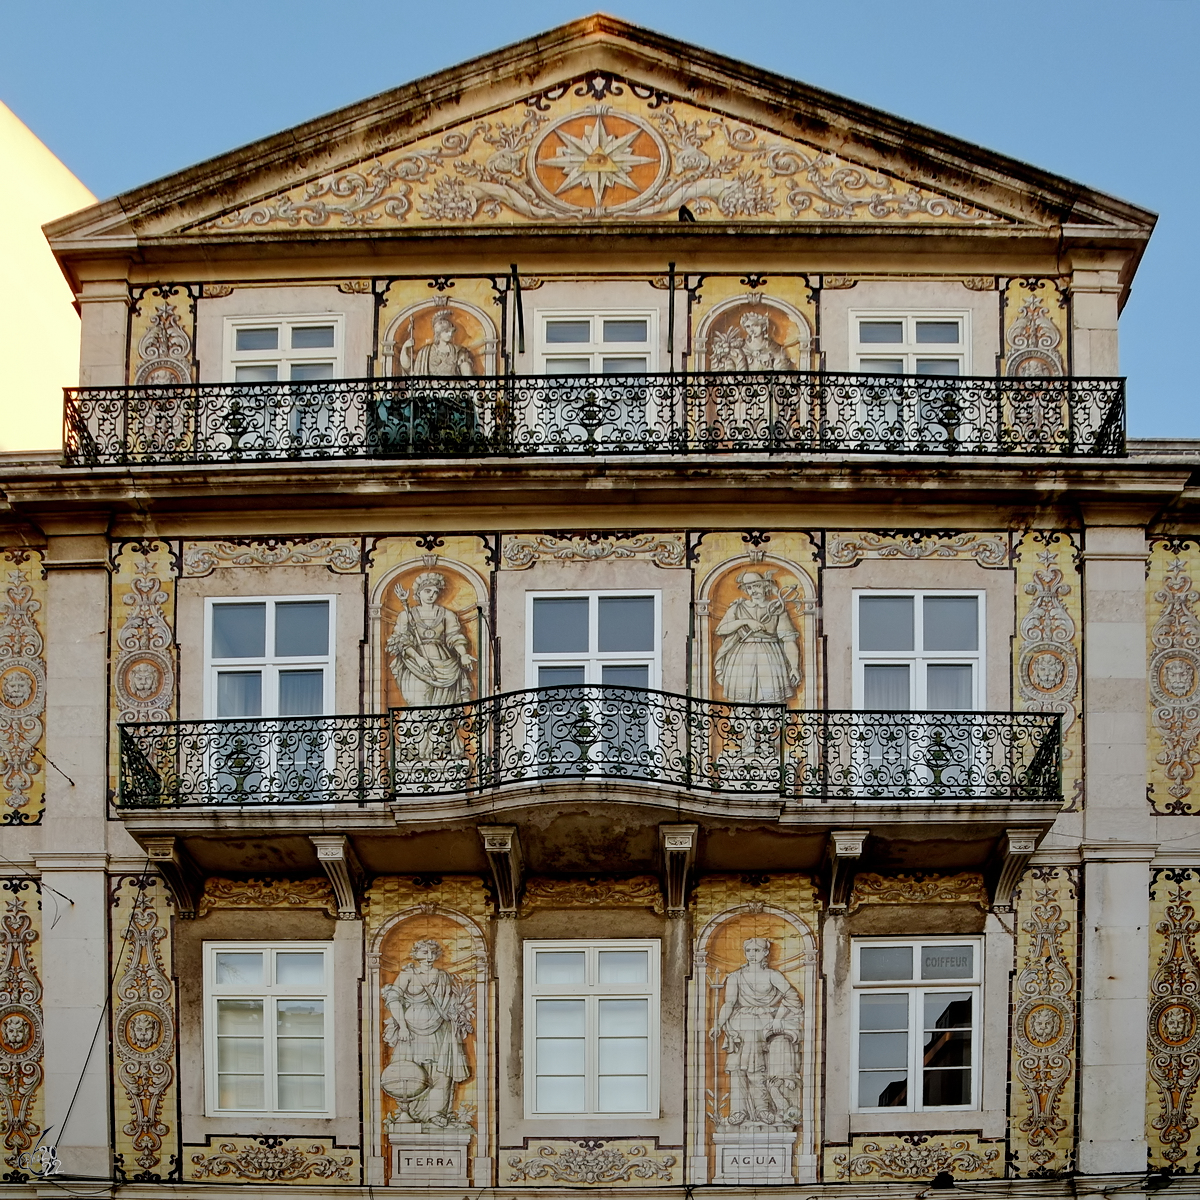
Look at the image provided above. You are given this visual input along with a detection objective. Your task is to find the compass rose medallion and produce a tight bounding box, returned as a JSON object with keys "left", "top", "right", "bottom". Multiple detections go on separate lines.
{"left": 530, "top": 107, "right": 670, "bottom": 216}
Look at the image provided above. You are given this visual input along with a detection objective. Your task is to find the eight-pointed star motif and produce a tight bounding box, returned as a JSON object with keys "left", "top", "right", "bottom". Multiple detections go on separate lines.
{"left": 543, "top": 115, "right": 658, "bottom": 208}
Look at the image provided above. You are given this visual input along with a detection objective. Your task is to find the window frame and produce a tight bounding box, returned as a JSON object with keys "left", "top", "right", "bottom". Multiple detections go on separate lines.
{"left": 525, "top": 590, "right": 662, "bottom": 690}
{"left": 523, "top": 938, "right": 661, "bottom": 1120}
{"left": 852, "top": 589, "right": 985, "bottom": 711}
{"left": 203, "top": 595, "right": 336, "bottom": 719}
{"left": 534, "top": 309, "right": 659, "bottom": 376}
{"left": 851, "top": 936, "right": 982, "bottom": 1114}
{"left": 849, "top": 310, "right": 971, "bottom": 376}
{"left": 203, "top": 940, "right": 334, "bottom": 1118}
{"left": 223, "top": 314, "right": 345, "bottom": 383}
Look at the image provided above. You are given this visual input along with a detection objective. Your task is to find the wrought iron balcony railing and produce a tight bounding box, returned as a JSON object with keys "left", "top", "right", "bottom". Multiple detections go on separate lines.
{"left": 66, "top": 372, "right": 1124, "bottom": 465}
{"left": 116, "top": 686, "right": 1062, "bottom": 808}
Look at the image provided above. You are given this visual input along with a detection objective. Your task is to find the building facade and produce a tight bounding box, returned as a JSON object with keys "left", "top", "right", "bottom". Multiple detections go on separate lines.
{"left": 2, "top": 16, "right": 1194, "bottom": 1199}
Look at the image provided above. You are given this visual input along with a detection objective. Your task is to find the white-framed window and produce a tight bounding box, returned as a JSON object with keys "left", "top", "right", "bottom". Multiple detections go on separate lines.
{"left": 852, "top": 938, "right": 981, "bottom": 1112}
{"left": 204, "top": 941, "right": 333, "bottom": 1116}
{"left": 204, "top": 596, "right": 335, "bottom": 718}
{"left": 853, "top": 591, "right": 984, "bottom": 711}
{"left": 527, "top": 591, "right": 660, "bottom": 690}
{"left": 851, "top": 312, "right": 969, "bottom": 376}
{"left": 536, "top": 311, "right": 658, "bottom": 376}
{"left": 525, "top": 939, "right": 660, "bottom": 1118}
{"left": 224, "top": 315, "right": 344, "bottom": 382}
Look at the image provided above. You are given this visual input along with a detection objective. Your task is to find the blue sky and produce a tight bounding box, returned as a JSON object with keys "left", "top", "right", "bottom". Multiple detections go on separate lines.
{"left": 3, "top": 0, "right": 1194, "bottom": 438}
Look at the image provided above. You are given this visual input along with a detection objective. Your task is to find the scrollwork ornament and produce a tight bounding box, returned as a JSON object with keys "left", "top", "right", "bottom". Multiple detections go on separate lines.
{"left": 1017, "top": 550, "right": 1079, "bottom": 735}
{"left": 189, "top": 1139, "right": 354, "bottom": 1182}
{"left": 523, "top": 877, "right": 664, "bottom": 913}
{"left": 502, "top": 532, "right": 685, "bottom": 569}
{"left": 197, "top": 876, "right": 338, "bottom": 919}
{"left": 1149, "top": 875, "right": 1200, "bottom": 1165}
{"left": 833, "top": 1136, "right": 1000, "bottom": 1181}
{"left": 182, "top": 538, "right": 362, "bottom": 577}
{"left": 0, "top": 569, "right": 46, "bottom": 821}
{"left": 0, "top": 890, "right": 42, "bottom": 1178}
{"left": 1149, "top": 559, "right": 1200, "bottom": 809}
{"left": 507, "top": 1141, "right": 676, "bottom": 1185}
{"left": 847, "top": 872, "right": 988, "bottom": 913}
{"left": 114, "top": 558, "right": 175, "bottom": 724}
{"left": 827, "top": 531, "right": 1010, "bottom": 569}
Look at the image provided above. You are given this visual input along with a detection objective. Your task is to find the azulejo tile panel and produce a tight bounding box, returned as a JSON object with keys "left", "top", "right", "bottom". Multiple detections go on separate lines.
{"left": 823, "top": 1134, "right": 1003, "bottom": 1182}
{"left": 505, "top": 1139, "right": 681, "bottom": 1186}
{"left": 183, "top": 1137, "right": 360, "bottom": 1184}
{"left": 847, "top": 871, "right": 989, "bottom": 913}
{"left": 1148, "top": 869, "right": 1200, "bottom": 1171}
{"left": 0, "top": 550, "right": 46, "bottom": 825}
{"left": 110, "top": 874, "right": 178, "bottom": 1182}
{"left": 1008, "top": 866, "right": 1079, "bottom": 1177}
{"left": 1001, "top": 278, "right": 1069, "bottom": 377}
{"left": 196, "top": 875, "right": 338, "bottom": 919}
{"left": 0, "top": 880, "right": 42, "bottom": 1181}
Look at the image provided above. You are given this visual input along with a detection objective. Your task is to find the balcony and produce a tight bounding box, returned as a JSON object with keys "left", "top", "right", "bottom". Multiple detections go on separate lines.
{"left": 66, "top": 372, "right": 1125, "bottom": 466}
{"left": 117, "top": 686, "right": 1061, "bottom": 809}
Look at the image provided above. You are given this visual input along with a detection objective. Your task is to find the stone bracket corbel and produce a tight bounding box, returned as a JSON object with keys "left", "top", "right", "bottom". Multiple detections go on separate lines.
{"left": 826, "top": 829, "right": 868, "bottom": 912}
{"left": 659, "top": 824, "right": 698, "bottom": 917}
{"left": 478, "top": 825, "right": 523, "bottom": 916}
{"left": 142, "top": 836, "right": 202, "bottom": 919}
{"left": 310, "top": 835, "right": 365, "bottom": 920}
{"left": 990, "top": 829, "right": 1041, "bottom": 911}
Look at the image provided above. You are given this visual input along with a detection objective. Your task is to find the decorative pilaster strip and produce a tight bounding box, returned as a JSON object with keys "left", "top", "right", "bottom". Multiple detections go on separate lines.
{"left": 0, "top": 881, "right": 42, "bottom": 1182}
{"left": 111, "top": 875, "right": 178, "bottom": 1181}
{"left": 1148, "top": 869, "right": 1200, "bottom": 1170}
{"left": 0, "top": 551, "right": 47, "bottom": 825}
{"left": 1008, "top": 866, "right": 1079, "bottom": 1177}
{"left": 1014, "top": 531, "right": 1082, "bottom": 808}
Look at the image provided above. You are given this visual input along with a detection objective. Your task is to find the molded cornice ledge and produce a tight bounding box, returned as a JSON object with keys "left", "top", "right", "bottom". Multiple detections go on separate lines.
{"left": 1077, "top": 842, "right": 1158, "bottom": 862}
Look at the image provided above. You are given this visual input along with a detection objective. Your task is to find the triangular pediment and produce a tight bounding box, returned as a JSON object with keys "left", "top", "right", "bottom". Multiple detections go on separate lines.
{"left": 45, "top": 16, "right": 1155, "bottom": 249}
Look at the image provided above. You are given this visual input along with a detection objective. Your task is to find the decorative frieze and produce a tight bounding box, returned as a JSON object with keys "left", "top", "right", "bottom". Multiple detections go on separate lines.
{"left": 112, "top": 544, "right": 177, "bottom": 725}
{"left": 1148, "top": 869, "right": 1200, "bottom": 1169}
{"left": 186, "top": 1137, "right": 358, "bottom": 1183}
{"left": 523, "top": 875, "right": 663, "bottom": 913}
{"left": 0, "top": 882, "right": 42, "bottom": 1180}
{"left": 197, "top": 876, "right": 338, "bottom": 919}
{"left": 182, "top": 537, "right": 362, "bottom": 577}
{"left": 0, "top": 553, "right": 46, "bottom": 825}
{"left": 502, "top": 532, "right": 686, "bottom": 569}
{"left": 505, "top": 1140, "right": 680, "bottom": 1186}
{"left": 1009, "top": 866, "right": 1078, "bottom": 1176}
{"left": 111, "top": 876, "right": 177, "bottom": 1181}
{"left": 846, "top": 871, "right": 989, "bottom": 914}
{"left": 826, "top": 1134, "right": 1002, "bottom": 1181}
{"left": 1148, "top": 544, "right": 1200, "bottom": 813}
{"left": 826, "top": 531, "right": 1010, "bottom": 569}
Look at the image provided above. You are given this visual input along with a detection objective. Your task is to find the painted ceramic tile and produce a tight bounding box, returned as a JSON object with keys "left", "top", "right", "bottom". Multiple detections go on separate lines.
{"left": 505, "top": 1139, "right": 681, "bottom": 1186}
{"left": 691, "top": 277, "right": 817, "bottom": 372}
{"left": 375, "top": 279, "right": 501, "bottom": 376}
{"left": 184, "top": 1137, "right": 360, "bottom": 1183}
{"left": 0, "top": 550, "right": 46, "bottom": 824}
{"left": 1002, "top": 278, "right": 1068, "bottom": 377}
{"left": 824, "top": 1133, "right": 1003, "bottom": 1181}
{"left": 0, "top": 880, "right": 43, "bottom": 1179}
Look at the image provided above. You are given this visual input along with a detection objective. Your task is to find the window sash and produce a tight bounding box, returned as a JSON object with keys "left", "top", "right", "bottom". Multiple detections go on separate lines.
{"left": 225, "top": 315, "right": 344, "bottom": 382}
{"left": 850, "top": 312, "right": 969, "bottom": 376}
{"left": 536, "top": 311, "right": 657, "bottom": 375}
{"left": 526, "top": 592, "right": 661, "bottom": 688}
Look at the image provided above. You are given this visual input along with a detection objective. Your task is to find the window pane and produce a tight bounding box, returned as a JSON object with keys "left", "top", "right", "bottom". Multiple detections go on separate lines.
{"left": 859, "top": 596, "right": 914, "bottom": 651}
{"left": 291, "top": 325, "right": 335, "bottom": 349}
{"left": 535, "top": 1001, "right": 585, "bottom": 1040}
{"left": 860, "top": 945, "right": 913, "bottom": 982}
{"left": 217, "top": 1036, "right": 264, "bottom": 1072}
{"left": 601, "top": 665, "right": 649, "bottom": 688}
{"left": 218, "top": 1074, "right": 265, "bottom": 1109}
{"left": 598, "top": 596, "right": 654, "bottom": 652}
{"left": 915, "top": 321, "right": 960, "bottom": 344}
{"left": 864, "top": 665, "right": 910, "bottom": 710}
{"left": 277, "top": 1000, "right": 324, "bottom": 1034}
{"left": 235, "top": 364, "right": 279, "bottom": 382}
{"left": 859, "top": 1031, "right": 909, "bottom": 1069}
{"left": 923, "top": 1068, "right": 970, "bottom": 1107}
{"left": 858, "top": 992, "right": 909, "bottom": 1029}
{"left": 544, "top": 357, "right": 591, "bottom": 374}
{"left": 535, "top": 953, "right": 587, "bottom": 985}
{"left": 217, "top": 671, "right": 262, "bottom": 718}
{"left": 915, "top": 358, "right": 960, "bottom": 376}
{"left": 278, "top": 670, "right": 325, "bottom": 716}
{"left": 598, "top": 1074, "right": 648, "bottom": 1111}
{"left": 859, "top": 358, "right": 904, "bottom": 374}
{"left": 278, "top": 1074, "right": 325, "bottom": 1110}
{"left": 926, "top": 664, "right": 973, "bottom": 711}
{"left": 277, "top": 1036, "right": 324, "bottom": 1073}
{"left": 539, "top": 666, "right": 586, "bottom": 686}
{"left": 599, "top": 950, "right": 649, "bottom": 983}
{"left": 599, "top": 1036, "right": 647, "bottom": 1073}
{"left": 275, "top": 600, "right": 329, "bottom": 656}
{"left": 603, "top": 319, "right": 647, "bottom": 343}
{"left": 213, "top": 603, "right": 266, "bottom": 658}
{"left": 532, "top": 597, "right": 590, "bottom": 653}
{"left": 536, "top": 1037, "right": 585, "bottom": 1074}
{"left": 290, "top": 362, "right": 334, "bottom": 381}
{"left": 536, "top": 1074, "right": 585, "bottom": 1112}
{"left": 236, "top": 327, "right": 279, "bottom": 351}
{"left": 276, "top": 952, "right": 325, "bottom": 986}
{"left": 601, "top": 357, "right": 648, "bottom": 374}
{"left": 924, "top": 992, "right": 973, "bottom": 1031}
{"left": 859, "top": 1070, "right": 908, "bottom": 1108}
{"left": 924, "top": 1027, "right": 971, "bottom": 1070}
{"left": 921, "top": 945, "right": 974, "bottom": 980}
{"left": 598, "top": 998, "right": 647, "bottom": 1036}
{"left": 859, "top": 321, "right": 904, "bottom": 344}
{"left": 923, "top": 596, "right": 978, "bottom": 651}
{"left": 215, "top": 953, "right": 264, "bottom": 986}
{"left": 545, "top": 320, "right": 591, "bottom": 343}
